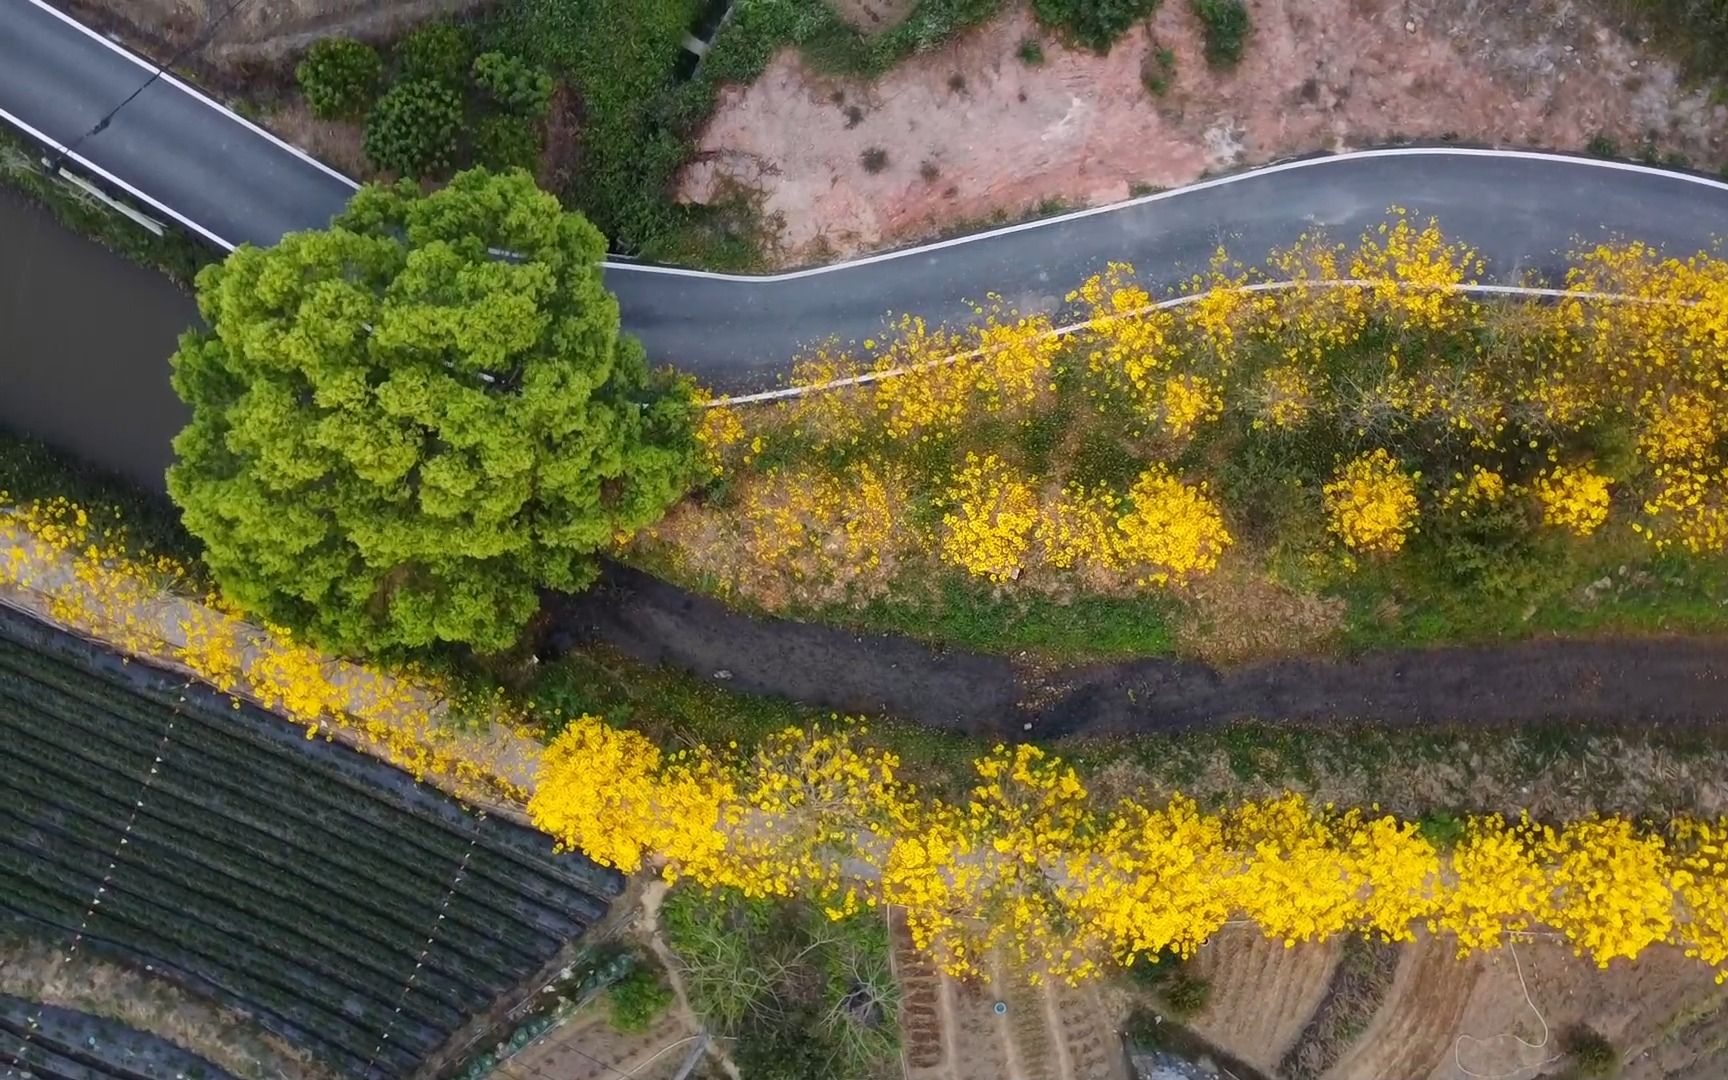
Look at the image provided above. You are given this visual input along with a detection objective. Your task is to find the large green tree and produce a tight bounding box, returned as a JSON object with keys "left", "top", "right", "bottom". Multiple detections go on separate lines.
{"left": 168, "top": 168, "right": 696, "bottom": 654}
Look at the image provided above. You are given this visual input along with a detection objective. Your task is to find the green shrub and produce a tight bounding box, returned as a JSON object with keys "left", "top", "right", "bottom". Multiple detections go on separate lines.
{"left": 472, "top": 0, "right": 700, "bottom": 252}
{"left": 1588, "top": 133, "right": 1619, "bottom": 158}
{"left": 1033, "top": 0, "right": 1161, "bottom": 52}
{"left": 731, "top": 1011, "right": 835, "bottom": 1080}
{"left": 1159, "top": 970, "right": 1211, "bottom": 1020}
{"left": 1192, "top": 0, "right": 1250, "bottom": 66}
{"left": 1417, "top": 810, "right": 1467, "bottom": 847}
{"left": 473, "top": 114, "right": 543, "bottom": 171}
{"left": 295, "top": 38, "right": 382, "bottom": 120}
{"left": 397, "top": 23, "right": 470, "bottom": 85}
{"left": 861, "top": 146, "right": 890, "bottom": 173}
{"left": 1143, "top": 44, "right": 1176, "bottom": 95}
{"left": 1017, "top": 37, "right": 1045, "bottom": 64}
{"left": 364, "top": 80, "right": 463, "bottom": 177}
{"left": 1563, "top": 1024, "right": 1617, "bottom": 1077}
{"left": 605, "top": 967, "right": 673, "bottom": 1033}
{"left": 472, "top": 51, "right": 554, "bottom": 116}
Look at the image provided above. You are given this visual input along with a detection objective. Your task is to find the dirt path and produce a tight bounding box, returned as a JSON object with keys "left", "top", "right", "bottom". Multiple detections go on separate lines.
{"left": 551, "top": 564, "right": 1728, "bottom": 736}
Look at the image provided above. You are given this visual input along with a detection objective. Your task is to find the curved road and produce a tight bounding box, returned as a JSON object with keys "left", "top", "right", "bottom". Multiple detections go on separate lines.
{"left": 6, "top": 0, "right": 1728, "bottom": 391}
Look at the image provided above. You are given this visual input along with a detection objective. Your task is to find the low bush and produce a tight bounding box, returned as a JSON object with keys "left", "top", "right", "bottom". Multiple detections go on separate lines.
{"left": 1143, "top": 44, "right": 1176, "bottom": 95}
{"left": 363, "top": 80, "right": 463, "bottom": 177}
{"left": 1563, "top": 1025, "right": 1618, "bottom": 1078}
{"left": 1588, "top": 133, "right": 1619, "bottom": 158}
{"left": 1033, "top": 0, "right": 1161, "bottom": 52}
{"left": 397, "top": 23, "right": 471, "bottom": 85}
{"left": 861, "top": 146, "right": 890, "bottom": 173}
{"left": 1159, "top": 970, "right": 1211, "bottom": 1020}
{"left": 1017, "top": 37, "right": 1046, "bottom": 64}
{"left": 605, "top": 966, "right": 673, "bottom": 1033}
{"left": 295, "top": 38, "right": 382, "bottom": 120}
{"left": 473, "top": 114, "right": 543, "bottom": 171}
{"left": 1193, "top": 0, "right": 1250, "bottom": 66}
{"left": 472, "top": 51, "right": 554, "bottom": 117}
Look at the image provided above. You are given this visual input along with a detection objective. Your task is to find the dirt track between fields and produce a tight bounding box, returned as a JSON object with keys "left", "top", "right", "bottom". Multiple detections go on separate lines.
{"left": 551, "top": 564, "right": 1728, "bottom": 736}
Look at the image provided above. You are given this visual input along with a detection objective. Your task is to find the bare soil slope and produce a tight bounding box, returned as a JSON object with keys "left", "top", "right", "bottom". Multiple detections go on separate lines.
{"left": 682, "top": 0, "right": 1728, "bottom": 261}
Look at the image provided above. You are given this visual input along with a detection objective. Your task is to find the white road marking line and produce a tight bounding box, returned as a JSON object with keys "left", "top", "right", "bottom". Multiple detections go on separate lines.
{"left": 17, "top": 0, "right": 359, "bottom": 188}
{"left": 0, "top": 104, "right": 237, "bottom": 248}
{"left": 600, "top": 147, "right": 1728, "bottom": 282}
{"left": 704, "top": 280, "right": 1670, "bottom": 406}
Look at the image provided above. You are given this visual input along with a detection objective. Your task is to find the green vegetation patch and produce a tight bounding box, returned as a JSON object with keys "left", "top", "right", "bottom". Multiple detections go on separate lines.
{"left": 661, "top": 884, "right": 900, "bottom": 1080}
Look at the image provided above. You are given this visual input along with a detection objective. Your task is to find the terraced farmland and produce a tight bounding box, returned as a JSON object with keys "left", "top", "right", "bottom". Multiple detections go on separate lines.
{"left": 0, "top": 606, "right": 622, "bottom": 1079}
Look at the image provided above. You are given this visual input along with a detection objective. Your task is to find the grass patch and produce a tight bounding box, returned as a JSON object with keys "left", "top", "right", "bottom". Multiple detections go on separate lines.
{"left": 0, "top": 128, "right": 210, "bottom": 286}
{"left": 831, "top": 574, "right": 1179, "bottom": 658}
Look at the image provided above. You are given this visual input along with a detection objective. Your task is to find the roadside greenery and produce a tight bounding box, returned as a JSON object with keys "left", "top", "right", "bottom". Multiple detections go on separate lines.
{"left": 166, "top": 168, "right": 698, "bottom": 654}
{"left": 292, "top": 27, "right": 553, "bottom": 181}
{"left": 397, "top": 23, "right": 473, "bottom": 86}
{"left": 295, "top": 38, "right": 382, "bottom": 120}
{"left": 363, "top": 79, "right": 463, "bottom": 176}
{"left": 641, "top": 214, "right": 1728, "bottom": 663}
{"left": 1192, "top": 0, "right": 1251, "bottom": 67}
{"left": 472, "top": 0, "right": 703, "bottom": 252}
{"left": 661, "top": 885, "right": 900, "bottom": 1079}
{"left": 0, "top": 129, "right": 209, "bottom": 285}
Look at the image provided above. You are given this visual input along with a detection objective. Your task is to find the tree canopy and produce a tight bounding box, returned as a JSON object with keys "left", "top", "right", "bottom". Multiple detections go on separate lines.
{"left": 168, "top": 168, "right": 696, "bottom": 654}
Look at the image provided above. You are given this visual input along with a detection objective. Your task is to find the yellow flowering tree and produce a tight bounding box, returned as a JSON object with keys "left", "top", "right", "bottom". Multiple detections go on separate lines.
{"left": 1324, "top": 449, "right": 1420, "bottom": 554}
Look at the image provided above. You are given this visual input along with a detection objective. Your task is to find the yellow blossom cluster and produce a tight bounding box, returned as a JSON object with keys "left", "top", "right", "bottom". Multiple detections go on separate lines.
{"left": 1323, "top": 450, "right": 1420, "bottom": 554}
{"left": 529, "top": 717, "right": 1728, "bottom": 985}
{"left": 658, "top": 218, "right": 1728, "bottom": 614}
{"left": 1439, "top": 465, "right": 1511, "bottom": 519}
{"left": 1534, "top": 463, "right": 1612, "bottom": 536}
{"left": 1114, "top": 468, "right": 1233, "bottom": 585}
{"left": 0, "top": 496, "right": 535, "bottom": 806}
{"left": 1347, "top": 208, "right": 1484, "bottom": 330}
{"left": 939, "top": 453, "right": 1040, "bottom": 583}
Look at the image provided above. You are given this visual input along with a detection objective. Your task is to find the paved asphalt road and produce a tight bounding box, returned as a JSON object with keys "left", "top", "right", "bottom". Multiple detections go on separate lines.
{"left": 8, "top": 0, "right": 1728, "bottom": 392}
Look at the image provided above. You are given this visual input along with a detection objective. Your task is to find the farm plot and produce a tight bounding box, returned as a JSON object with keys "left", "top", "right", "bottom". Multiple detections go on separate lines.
{"left": 0, "top": 605, "right": 622, "bottom": 1080}
{"left": 0, "top": 991, "right": 237, "bottom": 1080}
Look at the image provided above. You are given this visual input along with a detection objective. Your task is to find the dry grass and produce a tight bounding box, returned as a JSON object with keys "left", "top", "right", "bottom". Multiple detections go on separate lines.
{"left": 1078, "top": 726, "right": 1728, "bottom": 824}
{"left": 1174, "top": 557, "right": 1347, "bottom": 664}
{"left": 0, "top": 933, "right": 341, "bottom": 1080}
{"left": 1278, "top": 937, "right": 1401, "bottom": 1080}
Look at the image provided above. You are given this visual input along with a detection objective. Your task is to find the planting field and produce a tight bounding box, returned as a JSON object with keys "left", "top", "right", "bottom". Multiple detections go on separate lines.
{"left": 0, "top": 604, "right": 622, "bottom": 1080}
{"left": 0, "top": 991, "right": 236, "bottom": 1080}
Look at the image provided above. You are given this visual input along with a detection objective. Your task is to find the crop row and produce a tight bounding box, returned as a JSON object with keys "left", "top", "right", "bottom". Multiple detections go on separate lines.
{"left": 0, "top": 752, "right": 497, "bottom": 1003}
{"left": 0, "top": 833, "right": 440, "bottom": 1055}
{"left": 0, "top": 641, "right": 612, "bottom": 918}
{"left": 1, "top": 800, "right": 466, "bottom": 1034}
{"left": 0, "top": 617, "right": 616, "bottom": 897}
{"left": 0, "top": 669, "right": 571, "bottom": 958}
{"left": 0, "top": 859, "right": 418, "bottom": 1077}
{"left": 0, "top": 995, "right": 213, "bottom": 1080}
{"left": 0, "top": 710, "right": 545, "bottom": 999}
{"left": 0, "top": 616, "right": 624, "bottom": 1078}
